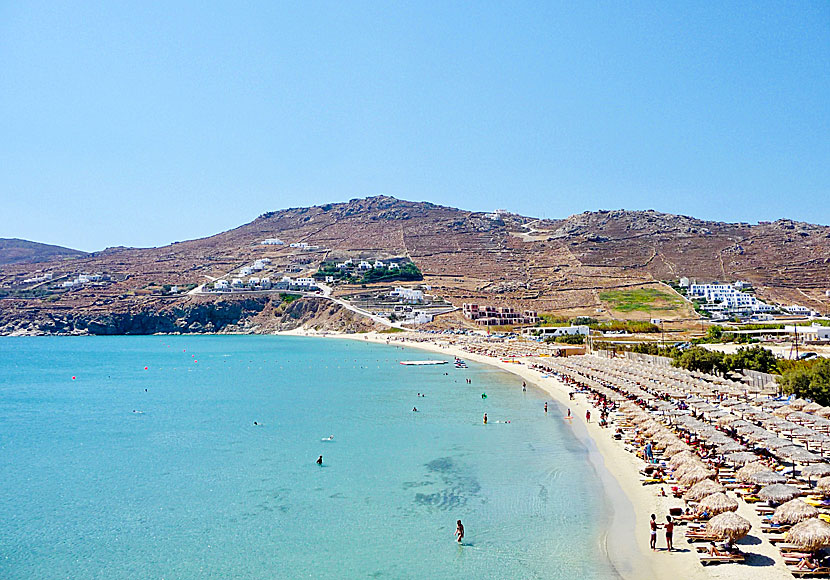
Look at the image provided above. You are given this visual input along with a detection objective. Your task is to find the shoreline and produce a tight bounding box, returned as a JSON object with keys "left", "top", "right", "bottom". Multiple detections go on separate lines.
{"left": 287, "top": 330, "right": 703, "bottom": 580}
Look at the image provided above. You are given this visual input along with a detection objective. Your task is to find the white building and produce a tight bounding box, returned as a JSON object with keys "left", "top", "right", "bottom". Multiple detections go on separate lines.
{"left": 784, "top": 304, "right": 811, "bottom": 316}
{"left": 679, "top": 277, "right": 690, "bottom": 288}
{"left": 388, "top": 262, "right": 400, "bottom": 269}
{"left": 260, "top": 278, "right": 271, "bottom": 289}
{"left": 785, "top": 324, "right": 830, "bottom": 342}
{"left": 688, "top": 283, "right": 774, "bottom": 313}
{"left": 358, "top": 261, "right": 372, "bottom": 270}
{"left": 260, "top": 238, "right": 284, "bottom": 245}
{"left": 373, "top": 260, "right": 385, "bottom": 269}
{"left": 240, "top": 266, "right": 254, "bottom": 276}
{"left": 391, "top": 287, "right": 424, "bottom": 303}
{"left": 231, "top": 278, "right": 244, "bottom": 288}
{"left": 214, "top": 280, "right": 230, "bottom": 290}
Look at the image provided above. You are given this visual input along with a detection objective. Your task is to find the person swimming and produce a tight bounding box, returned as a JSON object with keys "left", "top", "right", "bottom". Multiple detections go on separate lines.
{"left": 316, "top": 455, "right": 323, "bottom": 465}
{"left": 413, "top": 407, "right": 418, "bottom": 412}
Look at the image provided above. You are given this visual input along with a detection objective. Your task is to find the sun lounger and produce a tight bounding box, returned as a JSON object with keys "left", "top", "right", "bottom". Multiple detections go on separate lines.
{"left": 787, "top": 566, "right": 830, "bottom": 577}
{"left": 699, "top": 553, "right": 745, "bottom": 565}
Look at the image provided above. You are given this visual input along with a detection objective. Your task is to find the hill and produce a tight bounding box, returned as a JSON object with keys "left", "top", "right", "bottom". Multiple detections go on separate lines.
{"left": 1, "top": 196, "right": 828, "bottom": 335}
{"left": 0, "top": 238, "right": 88, "bottom": 266}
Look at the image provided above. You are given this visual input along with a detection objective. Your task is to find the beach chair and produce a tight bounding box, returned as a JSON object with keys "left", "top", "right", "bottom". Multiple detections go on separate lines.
{"left": 698, "top": 552, "right": 745, "bottom": 565}
{"left": 787, "top": 566, "right": 830, "bottom": 577}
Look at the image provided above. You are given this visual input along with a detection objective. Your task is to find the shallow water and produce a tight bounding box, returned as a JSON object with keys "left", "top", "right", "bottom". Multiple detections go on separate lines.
{"left": 0, "top": 335, "right": 618, "bottom": 579}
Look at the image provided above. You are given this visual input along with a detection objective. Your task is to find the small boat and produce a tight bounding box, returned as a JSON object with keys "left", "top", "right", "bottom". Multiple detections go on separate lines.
{"left": 400, "top": 360, "right": 448, "bottom": 366}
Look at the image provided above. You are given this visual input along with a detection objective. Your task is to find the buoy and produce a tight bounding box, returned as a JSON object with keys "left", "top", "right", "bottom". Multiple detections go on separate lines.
{"left": 144, "top": 366, "right": 148, "bottom": 370}
{"left": 72, "top": 376, "right": 76, "bottom": 380}
{"left": 481, "top": 393, "right": 487, "bottom": 399}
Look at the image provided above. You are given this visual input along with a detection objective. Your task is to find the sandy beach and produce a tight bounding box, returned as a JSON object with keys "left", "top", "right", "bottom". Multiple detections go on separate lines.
{"left": 280, "top": 328, "right": 797, "bottom": 580}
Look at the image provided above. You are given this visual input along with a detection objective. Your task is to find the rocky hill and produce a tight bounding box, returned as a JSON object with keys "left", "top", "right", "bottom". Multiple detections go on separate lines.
{"left": 0, "top": 238, "right": 88, "bottom": 266}
{"left": 1, "top": 196, "right": 828, "bottom": 335}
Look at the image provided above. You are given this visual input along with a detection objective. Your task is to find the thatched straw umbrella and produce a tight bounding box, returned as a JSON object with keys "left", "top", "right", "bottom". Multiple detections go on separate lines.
{"left": 704, "top": 512, "right": 752, "bottom": 540}
{"left": 685, "top": 479, "right": 727, "bottom": 501}
{"left": 772, "top": 499, "right": 819, "bottom": 525}
{"left": 816, "top": 476, "right": 830, "bottom": 495}
{"left": 802, "top": 463, "right": 830, "bottom": 480}
{"left": 679, "top": 465, "right": 715, "bottom": 487}
{"left": 663, "top": 442, "right": 690, "bottom": 458}
{"left": 698, "top": 492, "right": 739, "bottom": 516}
{"left": 737, "top": 461, "right": 770, "bottom": 483}
{"left": 717, "top": 441, "right": 745, "bottom": 454}
{"left": 725, "top": 451, "right": 759, "bottom": 466}
{"left": 750, "top": 470, "right": 788, "bottom": 486}
{"left": 787, "top": 518, "right": 830, "bottom": 551}
{"left": 790, "top": 399, "right": 810, "bottom": 411}
{"left": 758, "top": 483, "right": 801, "bottom": 504}
{"left": 669, "top": 450, "right": 698, "bottom": 468}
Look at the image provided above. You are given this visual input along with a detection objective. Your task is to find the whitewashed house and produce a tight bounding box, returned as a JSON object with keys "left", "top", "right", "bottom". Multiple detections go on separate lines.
{"left": 358, "top": 261, "right": 372, "bottom": 270}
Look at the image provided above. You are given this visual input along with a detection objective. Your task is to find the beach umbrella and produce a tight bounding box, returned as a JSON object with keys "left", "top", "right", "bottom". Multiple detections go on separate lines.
{"left": 817, "top": 408, "right": 830, "bottom": 419}
{"left": 663, "top": 442, "right": 690, "bottom": 458}
{"left": 786, "top": 518, "right": 830, "bottom": 551}
{"left": 772, "top": 406, "right": 795, "bottom": 418}
{"left": 685, "top": 479, "right": 726, "bottom": 501}
{"left": 802, "top": 464, "right": 830, "bottom": 480}
{"left": 772, "top": 499, "right": 819, "bottom": 525}
{"left": 790, "top": 399, "right": 810, "bottom": 411}
{"left": 704, "top": 512, "right": 752, "bottom": 541}
{"left": 749, "top": 470, "right": 788, "bottom": 486}
{"left": 777, "top": 447, "right": 822, "bottom": 464}
{"left": 679, "top": 465, "right": 715, "bottom": 487}
{"left": 716, "top": 441, "right": 745, "bottom": 454}
{"left": 737, "top": 461, "right": 772, "bottom": 483}
{"left": 817, "top": 477, "right": 830, "bottom": 495}
{"left": 724, "top": 451, "right": 759, "bottom": 466}
{"left": 698, "top": 492, "right": 739, "bottom": 516}
{"left": 669, "top": 450, "right": 698, "bottom": 468}
{"left": 758, "top": 484, "right": 801, "bottom": 504}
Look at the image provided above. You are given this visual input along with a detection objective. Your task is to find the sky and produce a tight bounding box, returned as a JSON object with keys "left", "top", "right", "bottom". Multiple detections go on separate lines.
{"left": 1, "top": 2, "right": 828, "bottom": 252}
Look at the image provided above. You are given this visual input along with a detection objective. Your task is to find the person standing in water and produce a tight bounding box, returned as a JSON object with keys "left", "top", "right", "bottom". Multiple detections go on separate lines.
{"left": 567, "top": 408, "right": 571, "bottom": 418}
{"left": 455, "top": 520, "right": 464, "bottom": 544}
{"left": 544, "top": 402, "right": 548, "bottom": 413}
{"left": 483, "top": 413, "right": 488, "bottom": 424}
{"left": 316, "top": 455, "right": 323, "bottom": 465}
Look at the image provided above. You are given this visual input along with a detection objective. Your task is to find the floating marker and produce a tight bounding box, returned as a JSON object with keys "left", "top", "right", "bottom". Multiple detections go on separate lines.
{"left": 72, "top": 376, "right": 76, "bottom": 380}
{"left": 144, "top": 366, "right": 148, "bottom": 370}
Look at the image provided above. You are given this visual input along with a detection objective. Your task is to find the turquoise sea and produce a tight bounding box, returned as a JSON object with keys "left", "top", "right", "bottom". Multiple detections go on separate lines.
{"left": 0, "top": 336, "right": 620, "bottom": 579}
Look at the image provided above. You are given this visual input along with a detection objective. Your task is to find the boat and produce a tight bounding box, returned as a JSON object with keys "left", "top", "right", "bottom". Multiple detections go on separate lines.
{"left": 399, "top": 360, "right": 448, "bottom": 366}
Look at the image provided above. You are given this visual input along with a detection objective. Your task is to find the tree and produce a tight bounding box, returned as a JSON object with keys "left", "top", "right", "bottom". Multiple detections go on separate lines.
{"left": 779, "top": 358, "right": 830, "bottom": 406}
{"left": 724, "top": 346, "right": 778, "bottom": 374}
{"left": 672, "top": 347, "right": 726, "bottom": 374}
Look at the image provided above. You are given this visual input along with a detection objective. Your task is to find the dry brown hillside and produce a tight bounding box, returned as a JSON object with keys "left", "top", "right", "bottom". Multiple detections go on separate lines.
{"left": 1, "top": 196, "right": 828, "bottom": 334}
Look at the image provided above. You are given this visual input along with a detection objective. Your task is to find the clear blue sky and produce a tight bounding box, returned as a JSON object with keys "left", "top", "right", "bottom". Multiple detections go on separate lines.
{"left": 1, "top": 2, "right": 828, "bottom": 251}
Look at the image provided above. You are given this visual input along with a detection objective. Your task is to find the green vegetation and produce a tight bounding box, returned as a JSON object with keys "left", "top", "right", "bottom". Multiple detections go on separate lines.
{"left": 379, "top": 327, "right": 405, "bottom": 334}
{"left": 279, "top": 293, "right": 301, "bottom": 303}
{"left": 547, "top": 334, "right": 585, "bottom": 345}
{"left": 778, "top": 358, "right": 830, "bottom": 406}
{"left": 538, "top": 313, "right": 569, "bottom": 327}
{"left": 591, "top": 320, "right": 660, "bottom": 333}
{"left": 598, "top": 342, "right": 780, "bottom": 376}
{"left": 314, "top": 261, "right": 423, "bottom": 284}
{"left": 599, "top": 288, "right": 683, "bottom": 312}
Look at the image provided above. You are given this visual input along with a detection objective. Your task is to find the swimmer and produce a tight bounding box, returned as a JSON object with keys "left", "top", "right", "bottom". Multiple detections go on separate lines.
{"left": 316, "top": 455, "right": 323, "bottom": 465}
{"left": 253, "top": 421, "right": 258, "bottom": 426}
{"left": 455, "top": 520, "right": 464, "bottom": 543}
{"left": 413, "top": 407, "right": 418, "bottom": 412}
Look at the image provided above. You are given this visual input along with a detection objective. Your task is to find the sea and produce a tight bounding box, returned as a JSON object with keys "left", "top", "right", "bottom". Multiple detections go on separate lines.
{"left": 0, "top": 335, "right": 622, "bottom": 579}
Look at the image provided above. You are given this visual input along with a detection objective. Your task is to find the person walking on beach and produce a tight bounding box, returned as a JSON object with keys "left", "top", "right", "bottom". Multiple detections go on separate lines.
{"left": 585, "top": 410, "right": 591, "bottom": 423}
{"left": 455, "top": 520, "right": 464, "bottom": 544}
{"left": 644, "top": 441, "right": 654, "bottom": 463}
{"left": 664, "top": 516, "right": 674, "bottom": 551}
{"left": 649, "top": 514, "right": 659, "bottom": 551}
